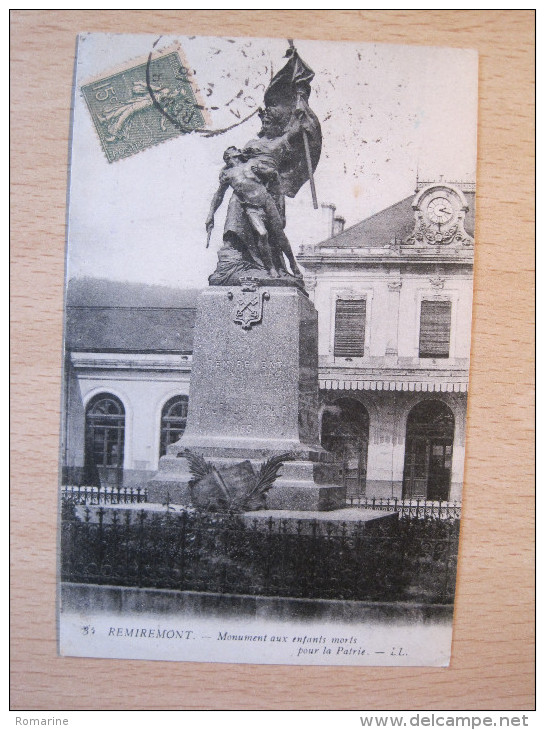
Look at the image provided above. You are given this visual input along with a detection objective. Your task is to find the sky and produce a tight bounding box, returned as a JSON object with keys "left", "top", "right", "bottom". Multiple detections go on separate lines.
{"left": 67, "top": 33, "right": 478, "bottom": 289}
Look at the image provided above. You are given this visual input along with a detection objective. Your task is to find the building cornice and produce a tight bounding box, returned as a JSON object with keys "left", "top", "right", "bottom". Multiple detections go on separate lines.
{"left": 70, "top": 351, "right": 192, "bottom": 372}
{"left": 298, "top": 251, "right": 474, "bottom": 267}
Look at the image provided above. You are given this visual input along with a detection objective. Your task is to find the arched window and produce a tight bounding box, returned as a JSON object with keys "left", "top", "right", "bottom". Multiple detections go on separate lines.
{"left": 160, "top": 396, "right": 189, "bottom": 457}
{"left": 321, "top": 397, "right": 369, "bottom": 497}
{"left": 84, "top": 394, "right": 125, "bottom": 486}
{"left": 403, "top": 400, "right": 454, "bottom": 500}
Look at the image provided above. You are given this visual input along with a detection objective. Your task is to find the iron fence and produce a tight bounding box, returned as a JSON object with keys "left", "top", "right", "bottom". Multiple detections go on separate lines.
{"left": 61, "top": 506, "right": 459, "bottom": 604}
{"left": 61, "top": 485, "right": 148, "bottom": 506}
{"left": 347, "top": 496, "right": 461, "bottom": 520}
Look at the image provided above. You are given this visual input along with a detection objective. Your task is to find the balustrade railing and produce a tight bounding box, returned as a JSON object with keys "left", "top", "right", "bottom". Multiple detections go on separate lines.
{"left": 347, "top": 496, "right": 461, "bottom": 520}
{"left": 61, "top": 485, "right": 148, "bottom": 505}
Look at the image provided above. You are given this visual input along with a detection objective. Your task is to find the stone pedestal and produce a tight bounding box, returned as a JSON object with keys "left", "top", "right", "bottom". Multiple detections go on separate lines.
{"left": 148, "top": 285, "right": 344, "bottom": 510}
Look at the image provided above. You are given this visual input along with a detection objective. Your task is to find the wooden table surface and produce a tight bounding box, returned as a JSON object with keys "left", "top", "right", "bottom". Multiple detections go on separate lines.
{"left": 10, "top": 10, "right": 535, "bottom": 711}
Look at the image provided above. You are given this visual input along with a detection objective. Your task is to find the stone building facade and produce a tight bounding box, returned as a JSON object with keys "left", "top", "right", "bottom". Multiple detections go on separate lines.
{"left": 62, "top": 181, "right": 474, "bottom": 503}
{"left": 61, "top": 281, "right": 196, "bottom": 488}
{"left": 298, "top": 181, "right": 474, "bottom": 501}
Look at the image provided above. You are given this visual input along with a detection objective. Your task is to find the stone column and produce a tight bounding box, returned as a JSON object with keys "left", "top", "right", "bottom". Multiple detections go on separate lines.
{"left": 364, "top": 392, "right": 404, "bottom": 499}
{"left": 449, "top": 394, "right": 467, "bottom": 501}
{"left": 385, "top": 279, "right": 402, "bottom": 360}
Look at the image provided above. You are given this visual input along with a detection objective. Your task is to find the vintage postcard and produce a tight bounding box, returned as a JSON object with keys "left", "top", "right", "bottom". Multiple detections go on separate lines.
{"left": 59, "top": 33, "right": 478, "bottom": 666}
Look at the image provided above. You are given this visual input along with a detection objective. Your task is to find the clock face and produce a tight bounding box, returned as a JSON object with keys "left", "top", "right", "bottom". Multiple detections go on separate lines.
{"left": 427, "top": 196, "right": 454, "bottom": 224}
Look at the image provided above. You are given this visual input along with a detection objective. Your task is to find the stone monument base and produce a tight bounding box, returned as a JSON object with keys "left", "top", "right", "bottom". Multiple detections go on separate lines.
{"left": 148, "top": 453, "right": 344, "bottom": 511}
{"left": 148, "top": 284, "right": 345, "bottom": 511}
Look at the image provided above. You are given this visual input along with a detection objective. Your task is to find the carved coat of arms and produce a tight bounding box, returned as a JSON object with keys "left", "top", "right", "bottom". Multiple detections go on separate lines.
{"left": 228, "top": 281, "right": 269, "bottom": 330}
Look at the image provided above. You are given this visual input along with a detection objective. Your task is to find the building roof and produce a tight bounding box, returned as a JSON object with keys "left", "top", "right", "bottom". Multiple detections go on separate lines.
{"left": 317, "top": 191, "right": 475, "bottom": 249}
{"left": 65, "top": 278, "right": 198, "bottom": 353}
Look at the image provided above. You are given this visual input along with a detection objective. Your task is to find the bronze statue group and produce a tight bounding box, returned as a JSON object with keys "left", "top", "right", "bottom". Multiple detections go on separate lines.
{"left": 206, "top": 45, "right": 322, "bottom": 286}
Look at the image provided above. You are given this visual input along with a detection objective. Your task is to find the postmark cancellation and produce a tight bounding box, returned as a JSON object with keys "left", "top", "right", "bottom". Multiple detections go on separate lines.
{"left": 81, "top": 51, "right": 205, "bottom": 162}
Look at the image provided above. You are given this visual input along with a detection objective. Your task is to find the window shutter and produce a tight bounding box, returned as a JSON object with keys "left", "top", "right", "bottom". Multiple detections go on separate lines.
{"left": 334, "top": 299, "right": 366, "bottom": 357}
{"left": 419, "top": 300, "right": 451, "bottom": 358}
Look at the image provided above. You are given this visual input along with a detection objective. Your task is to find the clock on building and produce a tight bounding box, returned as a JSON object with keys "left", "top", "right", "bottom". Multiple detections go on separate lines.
{"left": 426, "top": 196, "right": 454, "bottom": 225}
{"left": 405, "top": 184, "right": 473, "bottom": 246}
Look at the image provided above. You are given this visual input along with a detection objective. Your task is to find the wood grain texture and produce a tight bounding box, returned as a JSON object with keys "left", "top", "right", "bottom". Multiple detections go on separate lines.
{"left": 10, "top": 10, "right": 535, "bottom": 710}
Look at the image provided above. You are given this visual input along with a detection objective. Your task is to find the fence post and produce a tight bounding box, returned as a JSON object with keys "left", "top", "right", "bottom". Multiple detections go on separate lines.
{"left": 442, "top": 521, "right": 455, "bottom": 602}
{"left": 123, "top": 510, "right": 131, "bottom": 582}
{"left": 61, "top": 509, "right": 75, "bottom": 582}
{"left": 295, "top": 520, "right": 303, "bottom": 597}
{"left": 137, "top": 509, "right": 146, "bottom": 587}
{"left": 340, "top": 521, "right": 348, "bottom": 600}
{"left": 97, "top": 506, "right": 105, "bottom": 575}
{"left": 311, "top": 519, "right": 320, "bottom": 598}
{"left": 111, "top": 510, "right": 119, "bottom": 578}
{"left": 176, "top": 509, "right": 186, "bottom": 590}
{"left": 264, "top": 516, "right": 274, "bottom": 594}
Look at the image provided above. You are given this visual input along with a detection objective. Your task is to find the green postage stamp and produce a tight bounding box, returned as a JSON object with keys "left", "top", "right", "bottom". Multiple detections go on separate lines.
{"left": 81, "top": 51, "right": 205, "bottom": 162}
